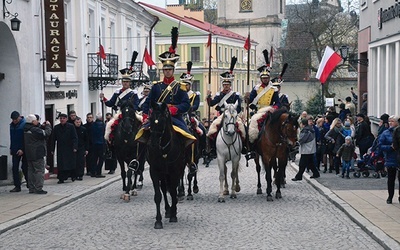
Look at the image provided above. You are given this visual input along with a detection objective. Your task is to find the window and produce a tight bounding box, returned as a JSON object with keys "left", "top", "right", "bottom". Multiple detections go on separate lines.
{"left": 64, "top": 0, "right": 72, "bottom": 55}
{"left": 224, "top": 48, "right": 228, "bottom": 62}
{"left": 127, "top": 27, "right": 132, "bottom": 61}
{"left": 101, "top": 17, "right": 106, "bottom": 51}
{"left": 88, "top": 9, "right": 95, "bottom": 53}
{"left": 191, "top": 47, "right": 200, "bottom": 62}
{"left": 110, "top": 20, "right": 115, "bottom": 53}
{"left": 218, "top": 47, "right": 222, "bottom": 62}
{"left": 192, "top": 80, "right": 200, "bottom": 92}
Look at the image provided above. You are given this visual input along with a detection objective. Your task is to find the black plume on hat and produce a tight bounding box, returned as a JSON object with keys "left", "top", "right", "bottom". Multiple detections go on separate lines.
{"left": 262, "top": 49, "right": 270, "bottom": 66}
{"left": 129, "top": 51, "right": 139, "bottom": 69}
{"left": 279, "top": 63, "right": 288, "bottom": 79}
{"left": 169, "top": 27, "right": 179, "bottom": 54}
{"left": 229, "top": 56, "right": 237, "bottom": 74}
{"left": 186, "top": 61, "right": 192, "bottom": 74}
{"left": 180, "top": 61, "right": 193, "bottom": 83}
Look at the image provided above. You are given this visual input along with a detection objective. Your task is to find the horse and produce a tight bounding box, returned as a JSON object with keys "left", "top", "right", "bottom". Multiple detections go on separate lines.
{"left": 113, "top": 99, "right": 146, "bottom": 201}
{"left": 147, "top": 101, "right": 189, "bottom": 229}
{"left": 216, "top": 101, "right": 243, "bottom": 202}
{"left": 255, "top": 109, "right": 298, "bottom": 201}
{"left": 178, "top": 115, "right": 201, "bottom": 201}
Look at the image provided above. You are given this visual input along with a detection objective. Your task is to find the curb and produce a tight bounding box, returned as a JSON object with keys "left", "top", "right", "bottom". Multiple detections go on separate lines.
{"left": 0, "top": 175, "right": 121, "bottom": 235}
{"left": 289, "top": 161, "right": 399, "bottom": 250}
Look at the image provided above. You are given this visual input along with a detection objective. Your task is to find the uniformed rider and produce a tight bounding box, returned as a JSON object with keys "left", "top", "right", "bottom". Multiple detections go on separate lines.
{"left": 206, "top": 56, "right": 246, "bottom": 154}
{"left": 100, "top": 70, "right": 139, "bottom": 142}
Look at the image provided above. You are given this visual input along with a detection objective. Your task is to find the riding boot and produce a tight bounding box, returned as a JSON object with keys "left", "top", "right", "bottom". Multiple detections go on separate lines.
{"left": 245, "top": 142, "right": 256, "bottom": 161}
{"left": 323, "top": 164, "right": 327, "bottom": 173}
{"left": 188, "top": 162, "right": 198, "bottom": 176}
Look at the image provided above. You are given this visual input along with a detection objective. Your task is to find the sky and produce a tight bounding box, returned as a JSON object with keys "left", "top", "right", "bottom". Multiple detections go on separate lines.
{"left": 136, "top": 0, "right": 179, "bottom": 8}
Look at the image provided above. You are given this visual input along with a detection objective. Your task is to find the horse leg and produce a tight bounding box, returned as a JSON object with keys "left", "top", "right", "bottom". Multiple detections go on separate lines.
{"left": 217, "top": 158, "right": 226, "bottom": 202}
{"left": 187, "top": 172, "right": 194, "bottom": 200}
{"left": 265, "top": 164, "right": 273, "bottom": 201}
{"left": 193, "top": 173, "right": 199, "bottom": 194}
{"left": 137, "top": 159, "right": 145, "bottom": 190}
{"left": 131, "top": 170, "right": 138, "bottom": 196}
{"left": 255, "top": 155, "right": 262, "bottom": 194}
{"left": 178, "top": 176, "right": 185, "bottom": 201}
{"left": 160, "top": 179, "right": 171, "bottom": 218}
{"left": 120, "top": 161, "right": 127, "bottom": 192}
{"left": 152, "top": 177, "right": 163, "bottom": 229}
{"left": 230, "top": 161, "right": 239, "bottom": 199}
{"left": 168, "top": 179, "right": 179, "bottom": 223}
{"left": 223, "top": 164, "right": 229, "bottom": 195}
{"left": 235, "top": 172, "right": 240, "bottom": 193}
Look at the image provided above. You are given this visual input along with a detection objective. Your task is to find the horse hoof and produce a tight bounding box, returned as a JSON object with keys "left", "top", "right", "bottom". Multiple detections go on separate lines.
{"left": 137, "top": 185, "right": 143, "bottom": 190}
{"left": 218, "top": 197, "right": 225, "bottom": 203}
{"left": 132, "top": 190, "right": 138, "bottom": 196}
{"left": 165, "top": 211, "right": 171, "bottom": 218}
{"left": 223, "top": 190, "right": 229, "bottom": 195}
{"left": 120, "top": 194, "right": 124, "bottom": 199}
{"left": 235, "top": 185, "right": 241, "bottom": 193}
{"left": 266, "top": 196, "right": 273, "bottom": 202}
{"left": 187, "top": 195, "right": 194, "bottom": 200}
{"left": 178, "top": 196, "right": 185, "bottom": 202}
{"left": 257, "top": 188, "right": 262, "bottom": 195}
{"left": 275, "top": 193, "right": 282, "bottom": 199}
{"left": 193, "top": 187, "right": 199, "bottom": 194}
{"left": 154, "top": 222, "right": 163, "bottom": 229}
{"left": 230, "top": 194, "right": 237, "bottom": 199}
{"left": 169, "top": 217, "right": 178, "bottom": 223}
{"left": 282, "top": 184, "right": 286, "bottom": 188}
{"left": 123, "top": 194, "right": 130, "bottom": 201}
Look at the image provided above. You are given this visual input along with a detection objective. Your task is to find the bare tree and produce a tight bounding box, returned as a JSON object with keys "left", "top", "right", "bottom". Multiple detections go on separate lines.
{"left": 282, "top": 0, "right": 358, "bottom": 97}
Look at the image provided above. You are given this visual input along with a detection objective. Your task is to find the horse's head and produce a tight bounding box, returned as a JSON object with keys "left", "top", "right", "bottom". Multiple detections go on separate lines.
{"left": 120, "top": 100, "right": 140, "bottom": 135}
{"left": 149, "top": 101, "right": 172, "bottom": 147}
{"left": 280, "top": 112, "right": 299, "bottom": 147}
{"left": 222, "top": 101, "right": 238, "bottom": 136}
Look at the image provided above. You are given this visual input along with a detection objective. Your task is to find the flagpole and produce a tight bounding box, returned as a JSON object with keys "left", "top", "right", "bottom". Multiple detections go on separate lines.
{"left": 206, "top": 28, "right": 212, "bottom": 165}
{"left": 99, "top": 26, "right": 105, "bottom": 121}
{"left": 245, "top": 25, "right": 250, "bottom": 166}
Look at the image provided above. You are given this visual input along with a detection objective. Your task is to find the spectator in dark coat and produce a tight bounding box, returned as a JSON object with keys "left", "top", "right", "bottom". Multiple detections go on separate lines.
{"left": 74, "top": 117, "right": 89, "bottom": 180}
{"left": 84, "top": 113, "right": 94, "bottom": 175}
{"left": 51, "top": 113, "right": 78, "bottom": 184}
{"left": 338, "top": 103, "right": 351, "bottom": 123}
{"left": 67, "top": 110, "right": 77, "bottom": 124}
{"left": 325, "top": 118, "right": 345, "bottom": 175}
{"left": 377, "top": 113, "right": 389, "bottom": 137}
{"left": 355, "top": 113, "right": 374, "bottom": 157}
{"left": 380, "top": 115, "right": 399, "bottom": 204}
{"left": 9, "top": 111, "right": 28, "bottom": 192}
{"left": 90, "top": 114, "right": 106, "bottom": 178}
{"left": 360, "top": 93, "right": 367, "bottom": 116}
{"left": 24, "top": 114, "right": 52, "bottom": 194}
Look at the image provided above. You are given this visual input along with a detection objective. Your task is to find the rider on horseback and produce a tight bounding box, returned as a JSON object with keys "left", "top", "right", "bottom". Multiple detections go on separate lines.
{"left": 244, "top": 49, "right": 283, "bottom": 160}
{"left": 206, "top": 56, "right": 247, "bottom": 154}
{"left": 137, "top": 27, "right": 197, "bottom": 175}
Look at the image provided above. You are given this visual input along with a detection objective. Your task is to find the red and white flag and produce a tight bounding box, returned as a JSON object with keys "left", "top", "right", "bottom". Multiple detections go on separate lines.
{"left": 143, "top": 47, "right": 155, "bottom": 66}
{"left": 205, "top": 33, "right": 212, "bottom": 60}
{"left": 98, "top": 44, "right": 106, "bottom": 60}
{"left": 316, "top": 46, "right": 342, "bottom": 84}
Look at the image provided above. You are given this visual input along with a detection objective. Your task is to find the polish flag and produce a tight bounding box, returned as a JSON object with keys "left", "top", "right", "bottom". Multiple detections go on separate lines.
{"left": 316, "top": 46, "right": 342, "bottom": 84}
{"left": 205, "top": 33, "right": 212, "bottom": 60}
{"left": 98, "top": 44, "right": 106, "bottom": 60}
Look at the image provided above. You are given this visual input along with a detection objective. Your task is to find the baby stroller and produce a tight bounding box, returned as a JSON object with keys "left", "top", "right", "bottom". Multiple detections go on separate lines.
{"left": 354, "top": 150, "right": 387, "bottom": 178}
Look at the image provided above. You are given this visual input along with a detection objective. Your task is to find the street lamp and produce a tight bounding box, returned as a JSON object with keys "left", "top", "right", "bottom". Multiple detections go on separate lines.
{"left": 339, "top": 45, "right": 369, "bottom": 66}
{"left": 3, "top": 0, "right": 21, "bottom": 31}
{"left": 51, "top": 75, "right": 61, "bottom": 88}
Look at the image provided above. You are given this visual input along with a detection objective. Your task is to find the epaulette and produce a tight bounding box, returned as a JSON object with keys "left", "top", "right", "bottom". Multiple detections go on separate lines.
{"left": 235, "top": 92, "right": 240, "bottom": 96}
{"left": 215, "top": 92, "right": 221, "bottom": 96}
{"left": 133, "top": 89, "right": 138, "bottom": 94}
{"left": 195, "top": 91, "right": 201, "bottom": 96}
{"left": 152, "top": 81, "right": 160, "bottom": 85}
{"left": 179, "top": 82, "right": 187, "bottom": 91}
{"left": 254, "top": 83, "right": 262, "bottom": 91}
{"left": 114, "top": 89, "right": 120, "bottom": 94}
{"left": 272, "top": 86, "right": 279, "bottom": 92}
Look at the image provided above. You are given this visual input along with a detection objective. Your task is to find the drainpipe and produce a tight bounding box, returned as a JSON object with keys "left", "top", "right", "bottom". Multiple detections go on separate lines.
{"left": 148, "top": 16, "right": 159, "bottom": 64}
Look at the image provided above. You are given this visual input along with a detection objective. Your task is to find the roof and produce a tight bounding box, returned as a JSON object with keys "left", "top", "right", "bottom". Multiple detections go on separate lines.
{"left": 138, "top": 2, "right": 249, "bottom": 42}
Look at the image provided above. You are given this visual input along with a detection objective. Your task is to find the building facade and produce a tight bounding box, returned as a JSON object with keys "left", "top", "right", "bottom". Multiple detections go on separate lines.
{"left": 359, "top": 0, "right": 400, "bottom": 119}
{"left": 140, "top": 2, "right": 258, "bottom": 118}
{"left": 0, "top": 0, "right": 156, "bottom": 182}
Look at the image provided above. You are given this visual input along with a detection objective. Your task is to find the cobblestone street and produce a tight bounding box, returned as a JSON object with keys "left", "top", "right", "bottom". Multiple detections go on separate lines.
{"left": 0, "top": 158, "right": 383, "bottom": 249}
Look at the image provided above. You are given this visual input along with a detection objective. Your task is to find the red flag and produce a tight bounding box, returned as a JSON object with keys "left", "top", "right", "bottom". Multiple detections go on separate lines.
{"left": 316, "top": 46, "right": 342, "bottom": 84}
{"left": 244, "top": 35, "right": 250, "bottom": 50}
{"left": 97, "top": 44, "right": 106, "bottom": 60}
{"left": 143, "top": 47, "right": 155, "bottom": 66}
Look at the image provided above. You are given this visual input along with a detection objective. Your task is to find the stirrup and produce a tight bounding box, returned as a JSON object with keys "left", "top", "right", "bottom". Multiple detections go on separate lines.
{"left": 245, "top": 151, "right": 256, "bottom": 161}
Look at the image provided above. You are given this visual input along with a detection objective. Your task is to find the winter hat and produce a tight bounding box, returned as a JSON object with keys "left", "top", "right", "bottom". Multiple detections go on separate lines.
{"left": 344, "top": 121, "right": 351, "bottom": 127}
{"left": 380, "top": 113, "right": 389, "bottom": 123}
{"left": 10, "top": 111, "right": 20, "bottom": 119}
{"left": 345, "top": 136, "right": 352, "bottom": 141}
{"left": 26, "top": 114, "right": 37, "bottom": 124}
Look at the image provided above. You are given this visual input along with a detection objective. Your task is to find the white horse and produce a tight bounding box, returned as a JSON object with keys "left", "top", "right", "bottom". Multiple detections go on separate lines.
{"left": 216, "top": 101, "right": 243, "bottom": 202}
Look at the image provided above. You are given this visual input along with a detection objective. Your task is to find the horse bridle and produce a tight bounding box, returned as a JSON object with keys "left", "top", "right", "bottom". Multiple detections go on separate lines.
{"left": 279, "top": 114, "right": 297, "bottom": 147}
{"left": 220, "top": 111, "right": 241, "bottom": 158}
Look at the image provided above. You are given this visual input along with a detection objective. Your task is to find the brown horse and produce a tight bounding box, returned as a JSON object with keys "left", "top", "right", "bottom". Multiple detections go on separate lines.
{"left": 255, "top": 109, "right": 299, "bottom": 201}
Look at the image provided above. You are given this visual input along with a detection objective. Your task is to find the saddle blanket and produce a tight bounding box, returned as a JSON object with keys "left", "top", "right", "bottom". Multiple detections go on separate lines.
{"left": 248, "top": 106, "right": 275, "bottom": 143}
{"left": 135, "top": 125, "right": 196, "bottom": 148}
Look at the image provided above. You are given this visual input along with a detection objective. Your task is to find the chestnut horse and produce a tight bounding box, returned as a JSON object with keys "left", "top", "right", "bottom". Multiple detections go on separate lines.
{"left": 255, "top": 109, "right": 298, "bottom": 201}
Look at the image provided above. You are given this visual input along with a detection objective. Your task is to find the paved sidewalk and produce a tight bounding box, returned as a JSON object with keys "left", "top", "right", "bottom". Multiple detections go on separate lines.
{"left": 0, "top": 162, "right": 400, "bottom": 249}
